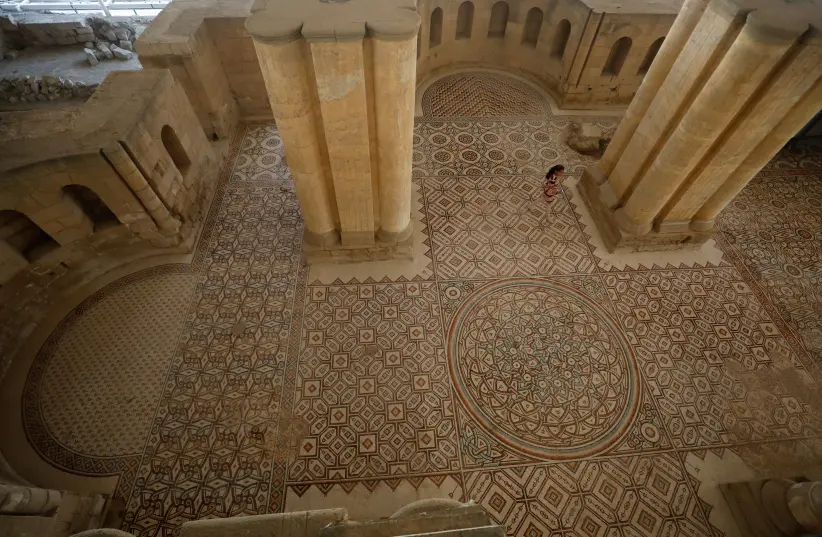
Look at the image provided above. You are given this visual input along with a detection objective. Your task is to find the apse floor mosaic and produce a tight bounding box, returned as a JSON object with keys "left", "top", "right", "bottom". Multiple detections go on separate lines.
{"left": 8, "top": 71, "right": 822, "bottom": 537}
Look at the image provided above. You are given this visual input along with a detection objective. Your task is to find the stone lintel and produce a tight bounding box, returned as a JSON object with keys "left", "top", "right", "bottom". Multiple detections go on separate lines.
{"left": 725, "top": 0, "right": 821, "bottom": 42}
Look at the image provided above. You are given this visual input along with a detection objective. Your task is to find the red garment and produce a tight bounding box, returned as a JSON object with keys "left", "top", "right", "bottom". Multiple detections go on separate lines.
{"left": 543, "top": 176, "right": 559, "bottom": 202}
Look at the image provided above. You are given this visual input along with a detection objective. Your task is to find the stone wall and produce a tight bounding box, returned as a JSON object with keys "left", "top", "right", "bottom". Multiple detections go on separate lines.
{"left": 0, "top": 14, "right": 95, "bottom": 48}
{"left": 0, "top": 68, "right": 219, "bottom": 378}
{"left": 416, "top": 0, "right": 590, "bottom": 103}
{"left": 562, "top": 11, "right": 672, "bottom": 107}
{"left": 416, "top": 0, "right": 678, "bottom": 108}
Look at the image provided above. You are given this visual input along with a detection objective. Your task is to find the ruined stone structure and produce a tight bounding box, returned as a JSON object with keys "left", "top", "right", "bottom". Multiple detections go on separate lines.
{"left": 416, "top": 0, "right": 680, "bottom": 108}
{"left": 134, "top": 0, "right": 683, "bottom": 143}
{"left": 0, "top": 69, "right": 216, "bottom": 368}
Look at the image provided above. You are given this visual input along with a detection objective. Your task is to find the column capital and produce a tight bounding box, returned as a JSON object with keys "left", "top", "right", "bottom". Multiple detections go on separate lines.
{"left": 245, "top": 0, "right": 419, "bottom": 45}
{"left": 727, "top": 0, "right": 821, "bottom": 42}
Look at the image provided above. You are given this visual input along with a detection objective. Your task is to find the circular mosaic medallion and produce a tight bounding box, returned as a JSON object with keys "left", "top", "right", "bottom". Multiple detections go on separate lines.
{"left": 447, "top": 279, "right": 639, "bottom": 459}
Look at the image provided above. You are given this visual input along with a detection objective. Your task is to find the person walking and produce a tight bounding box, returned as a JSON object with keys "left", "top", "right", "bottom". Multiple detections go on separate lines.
{"left": 543, "top": 164, "right": 565, "bottom": 203}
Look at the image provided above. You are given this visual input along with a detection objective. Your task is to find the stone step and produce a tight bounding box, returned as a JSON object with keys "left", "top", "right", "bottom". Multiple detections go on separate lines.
{"left": 321, "top": 505, "right": 493, "bottom": 537}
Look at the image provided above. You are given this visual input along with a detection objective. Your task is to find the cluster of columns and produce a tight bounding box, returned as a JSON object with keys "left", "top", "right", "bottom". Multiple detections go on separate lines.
{"left": 581, "top": 0, "right": 822, "bottom": 252}
{"left": 724, "top": 478, "right": 822, "bottom": 536}
{"left": 245, "top": 0, "right": 420, "bottom": 263}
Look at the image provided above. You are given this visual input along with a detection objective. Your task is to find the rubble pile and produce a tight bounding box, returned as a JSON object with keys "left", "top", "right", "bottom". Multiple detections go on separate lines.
{"left": 0, "top": 75, "right": 97, "bottom": 103}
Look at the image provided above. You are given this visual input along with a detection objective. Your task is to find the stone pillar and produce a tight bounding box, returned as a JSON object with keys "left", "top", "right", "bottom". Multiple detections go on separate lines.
{"left": 246, "top": 0, "right": 419, "bottom": 263}
{"left": 310, "top": 37, "right": 375, "bottom": 247}
{"left": 722, "top": 478, "right": 822, "bottom": 536}
{"left": 580, "top": 0, "right": 822, "bottom": 252}
{"left": 102, "top": 143, "right": 181, "bottom": 237}
{"left": 373, "top": 31, "right": 417, "bottom": 244}
{"left": 245, "top": 25, "right": 340, "bottom": 248}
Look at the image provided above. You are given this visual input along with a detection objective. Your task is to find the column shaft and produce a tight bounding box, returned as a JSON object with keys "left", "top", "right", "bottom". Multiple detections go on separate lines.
{"left": 693, "top": 77, "right": 822, "bottom": 225}
{"left": 310, "top": 39, "right": 375, "bottom": 247}
{"left": 607, "top": 0, "right": 746, "bottom": 202}
{"left": 598, "top": 0, "right": 709, "bottom": 179}
{"left": 103, "top": 143, "right": 181, "bottom": 235}
{"left": 616, "top": 11, "right": 802, "bottom": 234}
{"left": 663, "top": 44, "right": 822, "bottom": 227}
{"left": 373, "top": 35, "right": 417, "bottom": 243}
{"left": 252, "top": 37, "right": 339, "bottom": 246}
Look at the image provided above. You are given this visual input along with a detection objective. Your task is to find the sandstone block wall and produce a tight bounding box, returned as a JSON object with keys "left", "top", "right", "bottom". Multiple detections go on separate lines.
{"left": 206, "top": 18, "right": 270, "bottom": 119}
{"left": 416, "top": 0, "right": 678, "bottom": 108}
{"left": 562, "top": 11, "right": 672, "bottom": 106}
{"left": 416, "top": 0, "right": 590, "bottom": 102}
{"left": 1, "top": 15, "right": 95, "bottom": 47}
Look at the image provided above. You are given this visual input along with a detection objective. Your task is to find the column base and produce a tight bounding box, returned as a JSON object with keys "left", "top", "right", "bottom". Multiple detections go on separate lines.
{"left": 719, "top": 479, "right": 802, "bottom": 537}
{"left": 303, "top": 228, "right": 414, "bottom": 265}
{"left": 579, "top": 168, "right": 713, "bottom": 253}
{"left": 376, "top": 223, "right": 413, "bottom": 245}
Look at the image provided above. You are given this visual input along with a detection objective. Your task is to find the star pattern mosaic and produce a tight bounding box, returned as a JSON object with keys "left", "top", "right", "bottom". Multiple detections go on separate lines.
{"left": 13, "top": 72, "right": 822, "bottom": 537}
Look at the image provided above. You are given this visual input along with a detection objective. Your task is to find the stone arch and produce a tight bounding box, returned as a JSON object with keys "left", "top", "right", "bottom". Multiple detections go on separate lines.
{"left": 456, "top": 1, "right": 474, "bottom": 40}
{"left": 430, "top": 7, "right": 443, "bottom": 48}
{"left": 488, "top": 1, "right": 509, "bottom": 39}
{"left": 552, "top": 19, "right": 571, "bottom": 59}
{"left": 522, "top": 8, "right": 543, "bottom": 48}
{"left": 638, "top": 37, "right": 664, "bottom": 75}
{"left": 603, "top": 36, "right": 632, "bottom": 76}
{"left": 62, "top": 185, "right": 119, "bottom": 231}
{"left": 160, "top": 124, "right": 191, "bottom": 177}
{"left": 0, "top": 209, "right": 59, "bottom": 263}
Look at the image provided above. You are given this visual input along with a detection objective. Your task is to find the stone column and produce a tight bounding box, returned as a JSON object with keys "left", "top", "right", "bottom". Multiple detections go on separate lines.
{"left": 596, "top": 0, "right": 710, "bottom": 180}
{"left": 580, "top": 0, "right": 822, "bottom": 252}
{"left": 309, "top": 36, "right": 375, "bottom": 248}
{"left": 246, "top": 16, "right": 340, "bottom": 248}
{"left": 691, "top": 77, "right": 822, "bottom": 229}
{"left": 103, "top": 143, "right": 181, "bottom": 236}
{"left": 246, "top": 0, "right": 419, "bottom": 263}
{"left": 372, "top": 26, "right": 417, "bottom": 244}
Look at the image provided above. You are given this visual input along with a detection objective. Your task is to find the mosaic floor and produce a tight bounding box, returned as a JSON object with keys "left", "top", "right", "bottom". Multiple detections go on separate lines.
{"left": 9, "top": 71, "right": 822, "bottom": 537}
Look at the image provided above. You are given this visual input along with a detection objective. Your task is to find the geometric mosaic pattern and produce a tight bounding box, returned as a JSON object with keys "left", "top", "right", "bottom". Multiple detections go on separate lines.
{"left": 446, "top": 278, "right": 639, "bottom": 460}
{"left": 14, "top": 73, "right": 822, "bottom": 537}
{"left": 38, "top": 272, "right": 198, "bottom": 457}
{"left": 421, "top": 72, "right": 553, "bottom": 119}
{"left": 291, "top": 282, "right": 459, "bottom": 482}
{"left": 466, "top": 453, "right": 715, "bottom": 537}
{"left": 718, "top": 167, "right": 822, "bottom": 366}
{"left": 604, "top": 269, "right": 819, "bottom": 449}
{"left": 424, "top": 174, "right": 595, "bottom": 279}
{"left": 413, "top": 119, "right": 616, "bottom": 178}
{"left": 231, "top": 123, "right": 291, "bottom": 183}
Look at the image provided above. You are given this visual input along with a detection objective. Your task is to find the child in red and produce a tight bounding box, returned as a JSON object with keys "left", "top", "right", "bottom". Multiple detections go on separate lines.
{"left": 543, "top": 164, "right": 565, "bottom": 203}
